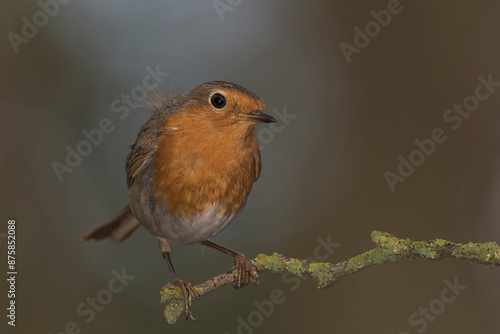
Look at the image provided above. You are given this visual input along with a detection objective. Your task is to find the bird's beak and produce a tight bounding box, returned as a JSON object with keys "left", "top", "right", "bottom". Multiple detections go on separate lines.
{"left": 238, "top": 110, "right": 277, "bottom": 123}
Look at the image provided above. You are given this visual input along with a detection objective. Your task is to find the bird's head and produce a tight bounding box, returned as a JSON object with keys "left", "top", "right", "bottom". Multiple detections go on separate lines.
{"left": 183, "top": 81, "right": 276, "bottom": 128}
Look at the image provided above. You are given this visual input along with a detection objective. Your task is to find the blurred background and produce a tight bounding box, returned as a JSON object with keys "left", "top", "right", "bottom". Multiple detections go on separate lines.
{"left": 2, "top": 1, "right": 500, "bottom": 333}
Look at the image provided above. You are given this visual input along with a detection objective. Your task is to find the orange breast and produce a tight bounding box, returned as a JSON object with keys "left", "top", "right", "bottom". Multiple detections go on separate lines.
{"left": 152, "top": 113, "right": 258, "bottom": 219}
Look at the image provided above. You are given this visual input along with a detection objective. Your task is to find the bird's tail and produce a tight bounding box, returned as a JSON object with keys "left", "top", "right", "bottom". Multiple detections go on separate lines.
{"left": 80, "top": 204, "right": 140, "bottom": 243}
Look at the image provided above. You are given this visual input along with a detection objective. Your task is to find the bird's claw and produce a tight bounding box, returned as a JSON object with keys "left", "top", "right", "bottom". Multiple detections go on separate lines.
{"left": 163, "top": 280, "right": 200, "bottom": 321}
{"left": 232, "top": 253, "right": 259, "bottom": 289}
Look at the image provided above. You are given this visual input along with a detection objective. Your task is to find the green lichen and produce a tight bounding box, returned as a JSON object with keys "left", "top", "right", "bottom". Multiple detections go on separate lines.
{"left": 160, "top": 287, "right": 185, "bottom": 324}
{"left": 462, "top": 242, "right": 476, "bottom": 254}
{"left": 455, "top": 241, "right": 500, "bottom": 264}
{"left": 435, "top": 238, "right": 447, "bottom": 246}
{"left": 371, "top": 232, "right": 403, "bottom": 261}
{"left": 363, "top": 249, "right": 385, "bottom": 264}
{"left": 163, "top": 298, "right": 184, "bottom": 324}
{"left": 285, "top": 258, "right": 307, "bottom": 277}
{"left": 308, "top": 262, "right": 334, "bottom": 288}
{"left": 413, "top": 242, "right": 437, "bottom": 259}
{"left": 161, "top": 284, "right": 199, "bottom": 324}
{"left": 343, "top": 254, "right": 366, "bottom": 273}
{"left": 383, "top": 235, "right": 400, "bottom": 249}
{"left": 371, "top": 231, "right": 391, "bottom": 243}
{"left": 254, "top": 253, "right": 286, "bottom": 272}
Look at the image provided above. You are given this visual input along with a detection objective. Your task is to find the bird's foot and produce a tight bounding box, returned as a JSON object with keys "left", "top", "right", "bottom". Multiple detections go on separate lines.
{"left": 163, "top": 280, "right": 200, "bottom": 321}
{"left": 232, "top": 253, "right": 259, "bottom": 289}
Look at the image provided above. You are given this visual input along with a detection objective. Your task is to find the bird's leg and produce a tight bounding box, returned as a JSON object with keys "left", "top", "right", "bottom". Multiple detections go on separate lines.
{"left": 158, "top": 238, "right": 199, "bottom": 321}
{"left": 201, "top": 240, "right": 259, "bottom": 289}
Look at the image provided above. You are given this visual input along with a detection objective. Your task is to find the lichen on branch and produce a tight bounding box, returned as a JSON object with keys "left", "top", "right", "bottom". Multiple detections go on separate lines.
{"left": 161, "top": 231, "right": 500, "bottom": 324}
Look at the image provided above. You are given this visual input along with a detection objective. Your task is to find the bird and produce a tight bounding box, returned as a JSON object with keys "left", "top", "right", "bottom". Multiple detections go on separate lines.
{"left": 81, "top": 81, "right": 276, "bottom": 320}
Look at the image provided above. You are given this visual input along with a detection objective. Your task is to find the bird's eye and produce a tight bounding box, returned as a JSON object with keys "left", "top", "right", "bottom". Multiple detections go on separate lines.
{"left": 210, "top": 93, "right": 226, "bottom": 109}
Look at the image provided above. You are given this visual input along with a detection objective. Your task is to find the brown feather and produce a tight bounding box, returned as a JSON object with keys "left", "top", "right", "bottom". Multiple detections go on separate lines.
{"left": 80, "top": 204, "right": 140, "bottom": 243}
{"left": 153, "top": 107, "right": 259, "bottom": 218}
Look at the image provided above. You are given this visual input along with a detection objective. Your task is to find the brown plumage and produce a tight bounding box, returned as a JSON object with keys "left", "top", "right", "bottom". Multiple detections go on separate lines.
{"left": 153, "top": 102, "right": 259, "bottom": 218}
{"left": 81, "top": 81, "right": 276, "bottom": 320}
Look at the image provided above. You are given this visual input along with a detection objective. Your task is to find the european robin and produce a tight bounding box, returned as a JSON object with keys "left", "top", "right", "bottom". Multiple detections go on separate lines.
{"left": 81, "top": 81, "right": 276, "bottom": 320}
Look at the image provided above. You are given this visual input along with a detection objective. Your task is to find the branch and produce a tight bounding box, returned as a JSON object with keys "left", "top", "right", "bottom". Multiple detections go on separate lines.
{"left": 160, "top": 231, "right": 500, "bottom": 324}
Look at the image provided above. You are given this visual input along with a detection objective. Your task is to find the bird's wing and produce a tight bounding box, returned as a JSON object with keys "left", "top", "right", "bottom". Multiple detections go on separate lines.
{"left": 126, "top": 112, "right": 162, "bottom": 188}
{"left": 126, "top": 91, "right": 188, "bottom": 188}
{"left": 254, "top": 149, "right": 262, "bottom": 181}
